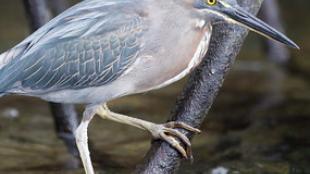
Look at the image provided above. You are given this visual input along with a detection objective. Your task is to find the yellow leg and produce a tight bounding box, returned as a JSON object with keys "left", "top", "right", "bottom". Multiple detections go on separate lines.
{"left": 96, "top": 104, "right": 200, "bottom": 159}
{"left": 75, "top": 106, "right": 97, "bottom": 174}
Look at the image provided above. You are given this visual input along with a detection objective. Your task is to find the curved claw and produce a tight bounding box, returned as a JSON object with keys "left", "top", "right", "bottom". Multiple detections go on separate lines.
{"left": 165, "top": 121, "right": 201, "bottom": 133}
{"left": 159, "top": 132, "right": 188, "bottom": 159}
{"left": 151, "top": 121, "right": 201, "bottom": 160}
{"left": 163, "top": 128, "right": 191, "bottom": 146}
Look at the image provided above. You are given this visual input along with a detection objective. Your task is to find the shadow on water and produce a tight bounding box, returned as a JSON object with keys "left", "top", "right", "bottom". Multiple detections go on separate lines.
{"left": 0, "top": 0, "right": 309, "bottom": 173}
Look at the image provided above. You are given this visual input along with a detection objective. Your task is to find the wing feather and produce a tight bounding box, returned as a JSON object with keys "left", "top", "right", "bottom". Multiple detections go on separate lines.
{"left": 0, "top": 0, "right": 147, "bottom": 93}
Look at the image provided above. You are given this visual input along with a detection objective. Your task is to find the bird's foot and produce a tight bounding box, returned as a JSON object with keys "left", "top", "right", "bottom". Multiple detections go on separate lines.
{"left": 96, "top": 104, "right": 200, "bottom": 159}
{"left": 149, "top": 121, "right": 201, "bottom": 159}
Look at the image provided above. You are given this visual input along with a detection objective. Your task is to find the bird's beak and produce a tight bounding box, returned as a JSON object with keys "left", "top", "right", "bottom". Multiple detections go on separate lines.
{"left": 222, "top": 5, "right": 299, "bottom": 49}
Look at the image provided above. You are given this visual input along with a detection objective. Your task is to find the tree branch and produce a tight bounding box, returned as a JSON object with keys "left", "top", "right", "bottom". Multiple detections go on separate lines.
{"left": 23, "top": 0, "right": 52, "bottom": 30}
{"left": 136, "top": 0, "right": 264, "bottom": 173}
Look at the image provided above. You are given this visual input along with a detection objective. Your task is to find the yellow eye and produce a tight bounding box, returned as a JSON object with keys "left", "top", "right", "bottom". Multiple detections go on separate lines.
{"left": 206, "top": 0, "right": 217, "bottom": 6}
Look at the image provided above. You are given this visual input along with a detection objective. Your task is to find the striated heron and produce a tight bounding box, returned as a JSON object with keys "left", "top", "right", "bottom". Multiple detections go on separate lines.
{"left": 0, "top": 0, "right": 298, "bottom": 173}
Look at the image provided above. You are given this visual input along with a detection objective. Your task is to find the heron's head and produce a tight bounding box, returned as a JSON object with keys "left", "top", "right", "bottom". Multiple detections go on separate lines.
{"left": 193, "top": 0, "right": 299, "bottom": 49}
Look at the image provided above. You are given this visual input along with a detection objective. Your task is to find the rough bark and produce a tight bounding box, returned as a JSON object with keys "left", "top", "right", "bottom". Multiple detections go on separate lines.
{"left": 23, "top": 0, "right": 52, "bottom": 29}
{"left": 22, "top": 0, "right": 80, "bottom": 159}
{"left": 136, "top": 0, "right": 264, "bottom": 173}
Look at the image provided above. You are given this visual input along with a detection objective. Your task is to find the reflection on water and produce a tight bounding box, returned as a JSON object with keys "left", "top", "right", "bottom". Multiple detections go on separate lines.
{"left": 0, "top": 0, "right": 309, "bottom": 173}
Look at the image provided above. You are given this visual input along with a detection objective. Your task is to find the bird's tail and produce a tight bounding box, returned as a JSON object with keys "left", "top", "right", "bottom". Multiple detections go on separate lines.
{"left": 0, "top": 51, "right": 10, "bottom": 94}
{"left": 0, "top": 45, "right": 27, "bottom": 94}
{"left": 0, "top": 64, "right": 16, "bottom": 97}
{"left": 0, "top": 92, "right": 8, "bottom": 97}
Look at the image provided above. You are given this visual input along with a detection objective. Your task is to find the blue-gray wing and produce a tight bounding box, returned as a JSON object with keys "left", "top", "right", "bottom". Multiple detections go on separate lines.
{"left": 0, "top": 0, "right": 147, "bottom": 93}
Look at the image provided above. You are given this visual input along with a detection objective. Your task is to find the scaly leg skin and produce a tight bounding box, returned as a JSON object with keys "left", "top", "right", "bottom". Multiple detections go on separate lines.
{"left": 75, "top": 106, "right": 97, "bottom": 174}
{"left": 96, "top": 104, "right": 201, "bottom": 159}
